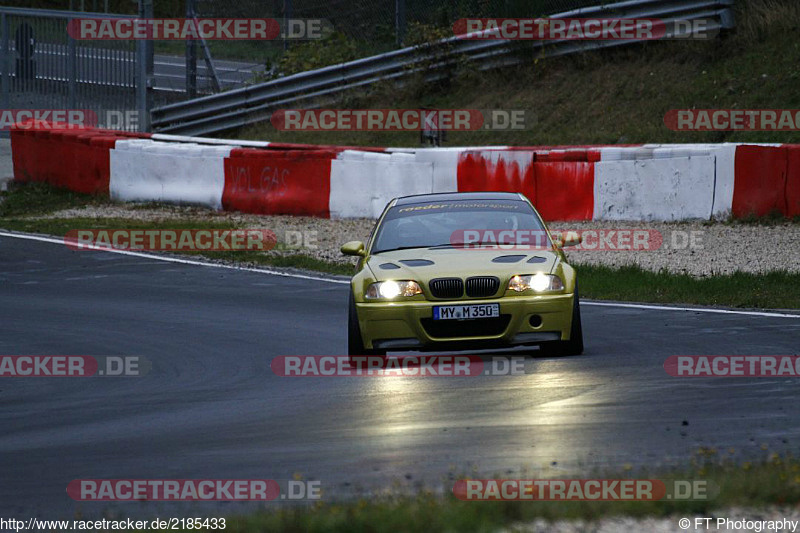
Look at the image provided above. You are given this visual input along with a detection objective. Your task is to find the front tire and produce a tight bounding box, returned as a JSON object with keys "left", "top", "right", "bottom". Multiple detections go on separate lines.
{"left": 539, "top": 287, "right": 584, "bottom": 357}
{"left": 348, "top": 293, "right": 386, "bottom": 366}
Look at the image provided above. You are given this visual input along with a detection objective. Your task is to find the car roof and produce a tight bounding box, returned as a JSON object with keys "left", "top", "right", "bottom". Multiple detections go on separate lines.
{"left": 393, "top": 191, "right": 524, "bottom": 206}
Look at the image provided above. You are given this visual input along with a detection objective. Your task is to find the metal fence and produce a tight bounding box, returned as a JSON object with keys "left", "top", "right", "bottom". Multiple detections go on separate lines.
{"left": 187, "top": 0, "right": 605, "bottom": 91}
{"left": 5, "top": 0, "right": 609, "bottom": 101}
{"left": 195, "top": 0, "right": 604, "bottom": 49}
{"left": 0, "top": 6, "right": 151, "bottom": 133}
{"left": 152, "top": 0, "right": 736, "bottom": 136}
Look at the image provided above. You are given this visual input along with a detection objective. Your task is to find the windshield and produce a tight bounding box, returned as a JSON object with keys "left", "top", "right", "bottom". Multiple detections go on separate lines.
{"left": 370, "top": 199, "right": 548, "bottom": 254}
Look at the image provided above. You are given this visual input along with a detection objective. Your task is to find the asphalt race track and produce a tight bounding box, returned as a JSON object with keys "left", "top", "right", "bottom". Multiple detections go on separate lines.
{"left": 2, "top": 233, "right": 799, "bottom": 519}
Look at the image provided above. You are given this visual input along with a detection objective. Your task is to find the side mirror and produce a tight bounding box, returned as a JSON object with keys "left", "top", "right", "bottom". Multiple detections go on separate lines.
{"left": 560, "top": 231, "right": 582, "bottom": 248}
{"left": 341, "top": 241, "right": 366, "bottom": 257}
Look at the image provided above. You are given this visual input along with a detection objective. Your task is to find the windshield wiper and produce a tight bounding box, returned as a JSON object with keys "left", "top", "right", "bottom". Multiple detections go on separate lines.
{"left": 377, "top": 241, "right": 507, "bottom": 253}
{"left": 372, "top": 245, "right": 429, "bottom": 254}
{"left": 430, "top": 241, "right": 502, "bottom": 249}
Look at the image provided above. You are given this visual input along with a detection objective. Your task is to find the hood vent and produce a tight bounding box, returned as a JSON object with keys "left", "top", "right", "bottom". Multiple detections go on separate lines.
{"left": 492, "top": 255, "right": 526, "bottom": 263}
{"left": 400, "top": 259, "right": 435, "bottom": 267}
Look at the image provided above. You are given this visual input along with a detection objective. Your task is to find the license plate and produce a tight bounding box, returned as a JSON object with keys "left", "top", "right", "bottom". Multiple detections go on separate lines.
{"left": 433, "top": 304, "right": 500, "bottom": 320}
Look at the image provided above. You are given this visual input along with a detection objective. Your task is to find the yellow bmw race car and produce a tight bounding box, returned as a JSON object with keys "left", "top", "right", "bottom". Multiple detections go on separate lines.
{"left": 341, "top": 192, "right": 584, "bottom": 362}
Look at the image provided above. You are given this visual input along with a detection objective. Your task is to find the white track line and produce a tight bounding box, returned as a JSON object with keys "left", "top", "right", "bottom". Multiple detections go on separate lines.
{"left": 582, "top": 301, "right": 800, "bottom": 319}
{"left": 0, "top": 231, "right": 349, "bottom": 285}
{"left": 2, "top": 230, "right": 799, "bottom": 318}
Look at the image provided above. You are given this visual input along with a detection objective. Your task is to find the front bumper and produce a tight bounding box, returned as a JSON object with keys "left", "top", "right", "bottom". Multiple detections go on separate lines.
{"left": 356, "top": 293, "right": 575, "bottom": 351}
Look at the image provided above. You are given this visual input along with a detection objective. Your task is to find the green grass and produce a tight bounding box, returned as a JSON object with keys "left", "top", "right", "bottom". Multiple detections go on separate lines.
{"left": 231, "top": 0, "right": 800, "bottom": 148}
{"left": 150, "top": 453, "right": 800, "bottom": 532}
{"left": 577, "top": 264, "right": 800, "bottom": 309}
{"left": 0, "top": 182, "right": 108, "bottom": 218}
{"left": 3, "top": 211, "right": 798, "bottom": 308}
{"left": 0, "top": 216, "right": 239, "bottom": 235}
{"left": 2, "top": 185, "right": 798, "bottom": 308}
{"left": 724, "top": 210, "right": 800, "bottom": 226}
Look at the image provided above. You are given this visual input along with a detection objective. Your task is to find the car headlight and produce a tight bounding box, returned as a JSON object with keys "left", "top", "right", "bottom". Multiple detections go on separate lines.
{"left": 365, "top": 280, "right": 423, "bottom": 300}
{"left": 508, "top": 273, "right": 564, "bottom": 293}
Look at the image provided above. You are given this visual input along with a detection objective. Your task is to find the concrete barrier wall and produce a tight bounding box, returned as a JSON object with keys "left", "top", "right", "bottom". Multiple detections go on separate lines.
{"left": 733, "top": 145, "right": 789, "bottom": 218}
{"left": 535, "top": 158, "right": 595, "bottom": 221}
{"left": 222, "top": 149, "right": 336, "bottom": 217}
{"left": 457, "top": 150, "right": 535, "bottom": 197}
{"left": 11, "top": 123, "right": 150, "bottom": 195}
{"left": 455, "top": 149, "right": 596, "bottom": 221}
{"left": 10, "top": 124, "right": 800, "bottom": 221}
{"left": 594, "top": 155, "right": 717, "bottom": 221}
{"left": 110, "top": 140, "right": 234, "bottom": 209}
{"left": 787, "top": 146, "right": 800, "bottom": 218}
{"left": 329, "top": 151, "right": 434, "bottom": 219}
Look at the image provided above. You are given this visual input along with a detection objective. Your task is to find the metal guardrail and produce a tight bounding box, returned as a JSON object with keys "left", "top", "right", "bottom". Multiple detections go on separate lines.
{"left": 151, "top": 0, "right": 736, "bottom": 136}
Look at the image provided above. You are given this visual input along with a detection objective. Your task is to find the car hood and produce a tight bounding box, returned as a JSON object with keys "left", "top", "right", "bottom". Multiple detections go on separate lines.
{"left": 366, "top": 247, "right": 559, "bottom": 282}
